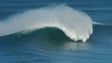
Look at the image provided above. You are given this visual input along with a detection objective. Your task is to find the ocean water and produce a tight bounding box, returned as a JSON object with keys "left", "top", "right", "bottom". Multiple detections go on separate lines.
{"left": 0, "top": 0, "right": 112, "bottom": 63}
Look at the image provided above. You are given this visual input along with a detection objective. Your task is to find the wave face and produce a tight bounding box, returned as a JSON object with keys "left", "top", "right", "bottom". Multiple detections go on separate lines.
{"left": 90, "top": 24, "right": 112, "bottom": 42}
{"left": 0, "top": 5, "right": 93, "bottom": 42}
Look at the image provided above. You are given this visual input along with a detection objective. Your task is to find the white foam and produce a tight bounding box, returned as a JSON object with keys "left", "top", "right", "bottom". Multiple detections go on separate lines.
{"left": 0, "top": 4, "right": 93, "bottom": 42}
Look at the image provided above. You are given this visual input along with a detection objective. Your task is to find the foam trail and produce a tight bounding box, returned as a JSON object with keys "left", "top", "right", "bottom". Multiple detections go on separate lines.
{"left": 0, "top": 5, "right": 93, "bottom": 42}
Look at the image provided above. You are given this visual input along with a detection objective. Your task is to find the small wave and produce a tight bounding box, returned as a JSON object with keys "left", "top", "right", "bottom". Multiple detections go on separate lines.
{"left": 0, "top": 4, "right": 93, "bottom": 42}
{"left": 93, "top": 21, "right": 112, "bottom": 29}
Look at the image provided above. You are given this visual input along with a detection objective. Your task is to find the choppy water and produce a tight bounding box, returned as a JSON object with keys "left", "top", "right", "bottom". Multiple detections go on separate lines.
{"left": 0, "top": 0, "right": 112, "bottom": 63}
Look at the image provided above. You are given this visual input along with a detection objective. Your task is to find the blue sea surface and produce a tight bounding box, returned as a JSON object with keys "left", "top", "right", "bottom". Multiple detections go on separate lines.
{"left": 0, "top": 0, "right": 112, "bottom": 63}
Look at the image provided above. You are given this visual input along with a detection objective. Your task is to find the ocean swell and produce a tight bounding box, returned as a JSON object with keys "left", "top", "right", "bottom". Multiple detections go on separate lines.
{"left": 0, "top": 4, "right": 93, "bottom": 42}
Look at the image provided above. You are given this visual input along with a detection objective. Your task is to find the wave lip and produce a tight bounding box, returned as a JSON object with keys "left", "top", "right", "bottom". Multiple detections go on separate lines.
{"left": 0, "top": 4, "right": 93, "bottom": 42}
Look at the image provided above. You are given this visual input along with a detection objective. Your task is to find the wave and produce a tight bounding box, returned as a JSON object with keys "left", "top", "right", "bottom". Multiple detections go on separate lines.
{"left": 0, "top": 4, "right": 93, "bottom": 42}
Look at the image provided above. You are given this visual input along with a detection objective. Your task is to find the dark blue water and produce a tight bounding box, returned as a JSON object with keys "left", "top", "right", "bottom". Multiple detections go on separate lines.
{"left": 0, "top": 0, "right": 112, "bottom": 63}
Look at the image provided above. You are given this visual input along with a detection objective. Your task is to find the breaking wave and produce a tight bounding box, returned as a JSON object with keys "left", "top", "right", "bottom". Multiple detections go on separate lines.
{"left": 0, "top": 4, "right": 93, "bottom": 42}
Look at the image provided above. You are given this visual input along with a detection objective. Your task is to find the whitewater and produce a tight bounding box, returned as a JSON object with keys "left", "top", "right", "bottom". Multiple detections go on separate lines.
{"left": 0, "top": 5, "right": 93, "bottom": 42}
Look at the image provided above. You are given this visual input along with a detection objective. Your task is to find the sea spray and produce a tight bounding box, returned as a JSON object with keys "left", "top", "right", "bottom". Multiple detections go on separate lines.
{"left": 0, "top": 4, "right": 93, "bottom": 42}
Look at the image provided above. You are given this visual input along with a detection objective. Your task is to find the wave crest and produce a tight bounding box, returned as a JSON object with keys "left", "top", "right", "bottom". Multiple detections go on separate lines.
{"left": 0, "top": 4, "right": 93, "bottom": 42}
